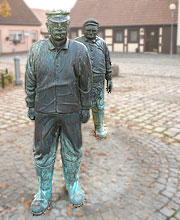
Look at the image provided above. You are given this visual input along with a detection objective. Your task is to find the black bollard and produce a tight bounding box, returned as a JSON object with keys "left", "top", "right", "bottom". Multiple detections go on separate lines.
{"left": 1, "top": 73, "right": 5, "bottom": 89}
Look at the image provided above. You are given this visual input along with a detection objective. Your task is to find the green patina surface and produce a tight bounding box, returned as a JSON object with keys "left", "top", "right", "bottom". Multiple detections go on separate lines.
{"left": 25, "top": 10, "right": 92, "bottom": 215}
{"left": 75, "top": 19, "right": 113, "bottom": 138}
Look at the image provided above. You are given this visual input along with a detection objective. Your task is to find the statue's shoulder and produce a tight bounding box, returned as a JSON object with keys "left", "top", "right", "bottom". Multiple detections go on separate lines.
{"left": 31, "top": 40, "right": 46, "bottom": 51}
{"left": 96, "top": 36, "right": 106, "bottom": 44}
{"left": 69, "top": 39, "right": 87, "bottom": 51}
{"left": 96, "top": 36, "right": 108, "bottom": 50}
{"left": 74, "top": 36, "right": 85, "bottom": 43}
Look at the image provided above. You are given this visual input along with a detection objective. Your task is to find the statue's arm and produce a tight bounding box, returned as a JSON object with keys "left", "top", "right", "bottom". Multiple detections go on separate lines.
{"left": 78, "top": 47, "right": 92, "bottom": 123}
{"left": 25, "top": 47, "right": 37, "bottom": 120}
{"left": 104, "top": 43, "right": 113, "bottom": 93}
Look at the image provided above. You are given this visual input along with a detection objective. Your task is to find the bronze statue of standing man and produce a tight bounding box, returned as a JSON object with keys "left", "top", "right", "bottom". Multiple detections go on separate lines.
{"left": 76, "top": 19, "right": 112, "bottom": 138}
{"left": 25, "top": 11, "right": 92, "bottom": 215}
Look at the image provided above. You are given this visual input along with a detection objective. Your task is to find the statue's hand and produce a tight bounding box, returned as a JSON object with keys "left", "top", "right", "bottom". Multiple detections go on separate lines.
{"left": 28, "top": 107, "right": 36, "bottom": 120}
{"left": 80, "top": 109, "right": 90, "bottom": 123}
{"left": 106, "top": 80, "right": 112, "bottom": 93}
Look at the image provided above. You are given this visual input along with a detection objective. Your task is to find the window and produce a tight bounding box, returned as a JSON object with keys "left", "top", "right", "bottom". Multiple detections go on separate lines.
{"left": 32, "top": 32, "right": 37, "bottom": 42}
{"left": 129, "top": 30, "right": 138, "bottom": 43}
{"left": 115, "top": 30, "right": 123, "bottom": 42}
{"left": 9, "top": 31, "right": 23, "bottom": 44}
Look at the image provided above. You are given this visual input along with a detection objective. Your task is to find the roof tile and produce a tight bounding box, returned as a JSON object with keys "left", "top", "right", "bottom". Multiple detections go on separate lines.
{"left": 0, "top": 0, "right": 41, "bottom": 26}
{"left": 70, "top": 0, "right": 178, "bottom": 27}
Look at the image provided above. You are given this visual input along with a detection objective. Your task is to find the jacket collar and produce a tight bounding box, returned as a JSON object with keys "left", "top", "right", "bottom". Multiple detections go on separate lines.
{"left": 83, "top": 36, "right": 97, "bottom": 43}
{"left": 48, "top": 39, "right": 69, "bottom": 51}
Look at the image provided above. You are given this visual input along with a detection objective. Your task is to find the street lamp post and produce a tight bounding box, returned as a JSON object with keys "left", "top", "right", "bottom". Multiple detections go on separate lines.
{"left": 169, "top": 3, "right": 176, "bottom": 56}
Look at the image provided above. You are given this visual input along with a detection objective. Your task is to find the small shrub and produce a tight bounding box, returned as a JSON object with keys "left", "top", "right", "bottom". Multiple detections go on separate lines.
{"left": 0, "top": 72, "right": 14, "bottom": 87}
{"left": 7, "top": 73, "right": 13, "bottom": 83}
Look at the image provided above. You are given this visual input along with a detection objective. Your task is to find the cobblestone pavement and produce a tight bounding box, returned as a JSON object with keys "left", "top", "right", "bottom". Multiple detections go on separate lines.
{"left": 0, "top": 53, "right": 180, "bottom": 219}
{"left": 0, "top": 122, "right": 180, "bottom": 220}
{"left": 111, "top": 53, "right": 180, "bottom": 78}
{"left": 104, "top": 75, "right": 180, "bottom": 148}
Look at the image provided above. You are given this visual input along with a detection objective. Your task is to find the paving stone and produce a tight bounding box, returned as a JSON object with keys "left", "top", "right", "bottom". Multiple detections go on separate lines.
{"left": 164, "top": 128, "right": 180, "bottom": 137}
{"left": 144, "top": 125, "right": 154, "bottom": 130}
{"left": 101, "top": 209, "right": 115, "bottom": 220}
{"left": 154, "top": 183, "right": 166, "bottom": 191}
{"left": 147, "top": 212, "right": 167, "bottom": 220}
{"left": 160, "top": 207, "right": 175, "bottom": 217}
{"left": 174, "top": 134, "right": 180, "bottom": 141}
{"left": 154, "top": 127, "right": 166, "bottom": 133}
{"left": 166, "top": 186, "right": 177, "bottom": 193}
{"left": 152, "top": 133, "right": 164, "bottom": 138}
{"left": 175, "top": 212, "right": 180, "bottom": 219}
{"left": 161, "top": 190, "right": 175, "bottom": 198}
{"left": 157, "top": 178, "right": 167, "bottom": 185}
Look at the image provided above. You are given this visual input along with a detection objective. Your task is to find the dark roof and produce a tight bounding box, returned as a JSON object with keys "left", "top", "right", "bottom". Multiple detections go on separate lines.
{"left": 70, "top": 0, "right": 178, "bottom": 28}
{"left": 0, "top": 0, "right": 41, "bottom": 26}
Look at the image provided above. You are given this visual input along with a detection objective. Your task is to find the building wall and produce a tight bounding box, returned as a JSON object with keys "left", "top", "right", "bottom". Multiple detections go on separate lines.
{"left": 161, "top": 26, "right": 177, "bottom": 54}
{"left": 139, "top": 28, "right": 145, "bottom": 52}
{"left": 0, "top": 25, "right": 41, "bottom": 54}
{"left": 69, "top": 25, "right": 177, "bottom": 54}
{"left": 158, "top": 27, "right": 163, "bottom": 53}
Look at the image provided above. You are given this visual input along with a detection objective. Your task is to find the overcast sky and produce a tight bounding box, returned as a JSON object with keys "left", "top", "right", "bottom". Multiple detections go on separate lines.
{"left": 24, "top": 0, "right": 77, "bottom": 11}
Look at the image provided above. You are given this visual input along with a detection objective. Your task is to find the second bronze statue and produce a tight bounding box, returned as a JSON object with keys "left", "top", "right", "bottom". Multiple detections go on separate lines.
{"left": 75, "top": 19, "right": 113, "bottom": 138}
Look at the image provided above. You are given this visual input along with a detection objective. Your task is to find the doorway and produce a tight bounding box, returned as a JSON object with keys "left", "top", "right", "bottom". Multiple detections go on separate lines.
{"left": 145, "top": 27, "right": 159, "bottom": 52}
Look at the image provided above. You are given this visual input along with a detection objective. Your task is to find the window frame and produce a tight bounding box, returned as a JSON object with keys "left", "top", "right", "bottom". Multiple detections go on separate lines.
{"left": 9, "top": 31, "right": 24, "bottom": 44}
{"left": 31, "top": 31, "right": 37, "bottom": 42}
{"left": 128, "top": 29, "right": 139, "bottom": 43}
{"left": 114, "top": 29, "right": 124, "bottom": 43}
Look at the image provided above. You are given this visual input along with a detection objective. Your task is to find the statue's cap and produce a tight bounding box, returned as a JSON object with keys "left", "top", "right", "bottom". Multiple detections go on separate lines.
{"left": 84, "top": 19, "right": 99, "bottom": 26}
{"left": 46, "top": 10, "right": 70, "bottom": 23}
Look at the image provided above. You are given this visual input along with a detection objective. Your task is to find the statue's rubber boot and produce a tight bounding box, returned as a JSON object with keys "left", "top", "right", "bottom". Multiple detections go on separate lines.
{"left": 92, "top": 110, "right": 106, "bottom": 138}
{"left": 31, "top": 164, "right": 54, "bottom": 215}
{"left": 62, "top": 160, "right": 84, "bottom": 206}
{"left": 66, "top": 181, "right": 85, "bottom": 206}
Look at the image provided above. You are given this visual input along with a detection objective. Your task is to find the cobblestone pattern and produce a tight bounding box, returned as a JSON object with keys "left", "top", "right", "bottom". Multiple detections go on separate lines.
{"left": 0, "top": 53, "right": 180, "bottom": 219}
{"left": 0, "top": 87, "right": 31, "bottom": 132}
{"left": 0, "top": 75, "right": 180, "bottom": 148}
{"left": 0, "top": 122, "right": 180, "bottom": 220}
{"left": 104, "top": 75, "right": 180, "bottom": 148}
{"left": 111, "top": 53, "right": 180, "bottom": 78}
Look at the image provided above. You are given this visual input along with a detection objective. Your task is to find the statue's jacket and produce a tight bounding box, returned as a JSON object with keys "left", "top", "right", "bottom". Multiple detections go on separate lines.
{"left": 25, "top": 39, "right": 92, "bottom": 114}
{"left": 75, "top": 36, "right": 112, "bottom": 80}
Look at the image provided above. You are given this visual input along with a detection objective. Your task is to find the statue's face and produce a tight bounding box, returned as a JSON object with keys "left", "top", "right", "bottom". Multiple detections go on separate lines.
{"left": 84, "top": 24, "right": 98, "bottom": 40}
{"left": 47, "top": 20, "right": 69, "bottom": 42}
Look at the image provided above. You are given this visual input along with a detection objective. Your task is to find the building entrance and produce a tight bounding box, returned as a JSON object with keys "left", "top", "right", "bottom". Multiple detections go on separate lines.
{"left": 145, "top": 27, "right": 159, "bottom": 52}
